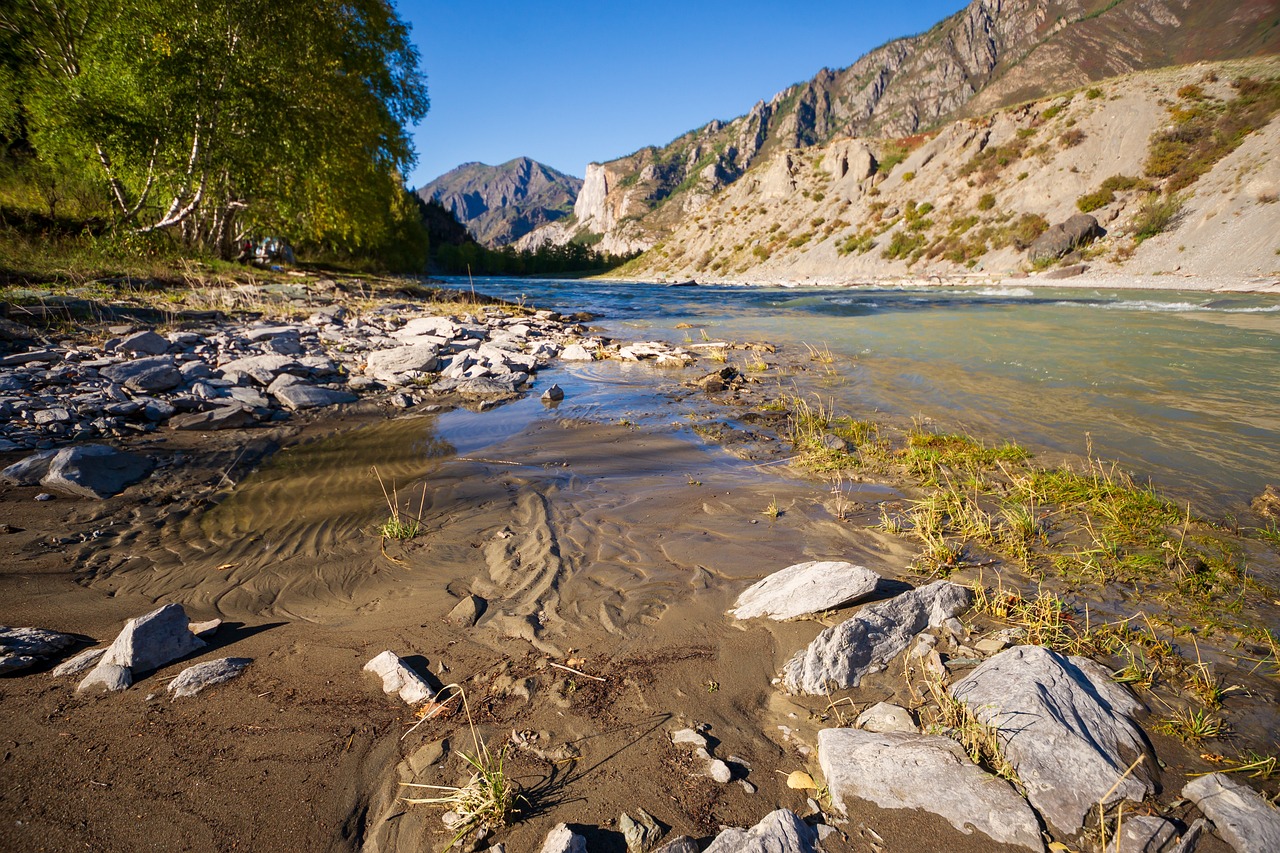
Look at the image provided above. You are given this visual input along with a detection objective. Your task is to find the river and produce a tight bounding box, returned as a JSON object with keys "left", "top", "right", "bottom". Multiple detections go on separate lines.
{"left": 444, "top": 277, "right": 1280, "bottom": 517}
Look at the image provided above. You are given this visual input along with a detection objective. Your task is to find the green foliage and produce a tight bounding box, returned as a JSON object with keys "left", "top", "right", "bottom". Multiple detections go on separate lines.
{"left": 2, "top": 0, "right": 429, "bottom": 259}
{"left": 434, "top": 240, "right": 636, "bottom": 277}
{"left": 1076, "top": 175, "right": 1150, "bottom": 212}
{"left": 977, "top": 193, "right": 996, "bottom": 211}
{"left": 1041, "top": 104, "right": 1065, "bottom": 120}
{"left": 837, "top": 229, "right": 876, "bottom": 256}
{"left": 1130, "top": 194, "right": 1184, "bottom": 244}
{"left": 902, "top": 171, "right": 916, "bottom": 182}
{"left": 881, "top": 229, "right": 926, "bottom": 260}
{"left": 959, "top": 136, "right": 1030, "bottom": 181}
{"left": 1086, "top": 87, "right": 1104, "bottom": 99}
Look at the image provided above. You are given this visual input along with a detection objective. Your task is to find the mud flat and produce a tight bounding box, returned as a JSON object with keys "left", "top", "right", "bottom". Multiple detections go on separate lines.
{"left": 2, "top": 280, "right": 1277, "bottom": 853}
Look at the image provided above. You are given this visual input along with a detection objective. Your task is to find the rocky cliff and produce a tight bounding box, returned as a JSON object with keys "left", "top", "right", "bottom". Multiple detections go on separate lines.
{"left": 416, "top": 157, "right": 582, "bottom": 248}
{"left": 522, "top": 0, "right": 1278, "bottom": 254}
{"left": 613, "top": 57, "right": 1280, "bottom": 283}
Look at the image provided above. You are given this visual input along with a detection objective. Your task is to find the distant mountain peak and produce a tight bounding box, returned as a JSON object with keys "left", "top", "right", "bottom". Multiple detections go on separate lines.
{"left": 417, "top": 158, "right": 582, "bottom": 248}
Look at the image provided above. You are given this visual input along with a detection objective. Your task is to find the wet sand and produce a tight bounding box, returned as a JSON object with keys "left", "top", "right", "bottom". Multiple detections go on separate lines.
{"left": 0, "top": 342, "right": 1260, "bottom": 852}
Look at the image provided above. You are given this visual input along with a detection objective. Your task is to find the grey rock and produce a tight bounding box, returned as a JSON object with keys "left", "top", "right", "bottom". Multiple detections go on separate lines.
{"left": 652, "top": 837, "right": 698, "bottom": 853}
{"left": 447, "top": 594, "right": 486, "bottom": 627}
{"left": 1171, "top": 819, "right": 1208, "bottom": 853}
{"left": 0, "top": 626, "right": 80, "bottom": 673}
{"left": 118, "top": 331, "right": 171, "bottom": 355}
{"left": 538, "top": 823, "right": 587, "bottom": 853}
{"left": 541, "top": 383, "right": 564, "bottom": 402}
{"left": 78, "top": 603, "right": 205, "bottom": 692}
{"left": 365, "top": 344, "right": 440, "bottom": 383}
{"left": 227, "top": 386, "right": 269, "bottom": 408}
{"left": 620, "top": 807, "right": 662, "bottom": 853}
{"left": 167, "top": 657, "right": 252, "bottom": 698}
{"left": 169, "top": 405, "right": 253, "bottom": 431}
{"left": 41, "top": 445, "right": 154, "bottom": 498}
{"left": 364, "top": 650, "right": 434, "bottom": 705}
{"left": 51, "top": 646, "right": 106, "bottom": 676}
{"left": 408, "top": 739, "right": 449, "bottom": 775}
{"left": 781, "top": 580, "right": 972, "bottom": 694}
{"left": 1, "top": 449, "right": 58, "bottom": 485}
{"left": 703, "top": 809, "right": 818, "bottom": 853}
{"left": 271, "top": 384, "right": 357, "bottom": 411}
{"left": 77, "top": 662, "right": 132, "bottom": 692}
{"left": 855, "top": 701, "right": 917, "bottom": 733}
{"left": 559, "top": 344, "right": 595, "bottom": 361}
{"left": 100, "top": 356, "right": 182, "bottom": 392}
{"left": 818, "top": 728, "right": 1043, "bottom": 851}
{"left": 1029, "top": 214, "right": 1103, "bottom": 263}
{"left": 219, "top": 354, "right": 303, "bottom": 385}
{"left": 950, "top": 645, "right": 1155, "bottom": 835}
{"left": 729, "top": 560, "right": 881, "bottom": 621}
{"left": 670, "top": 728, "right": 709, "bottom": 749}
{"left": 1108, "top": 815, "right": 1178, "bottom": 853}
{"left": 33, "top": 407, "right": 71, "bottom": 425}
{"left": 705, "top": 757, "right": 733, "bottom": 783}
{"left": 1182, "top": 772, "right": 1280, "bottom": 853}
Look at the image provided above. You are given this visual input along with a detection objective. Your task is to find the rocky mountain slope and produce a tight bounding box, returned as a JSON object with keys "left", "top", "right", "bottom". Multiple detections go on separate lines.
{"left": 519, "top": 0, "right": 1278, "bottom": 256}
{"left": 416, "top": 157, "right": 582, "bottom": 247}
{"left": 613, "top": 57, "right": 1280, "bottom": 283}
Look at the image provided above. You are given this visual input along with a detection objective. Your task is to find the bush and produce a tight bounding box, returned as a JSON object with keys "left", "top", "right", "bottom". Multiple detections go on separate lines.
{"left": 882, "top": 230, "right": 927, "bottom": 260}
{"left": 1059, "top": 129, "right": 1086, "bottom": 148}
{"left": 1077, "top": 175, "right": 1149, "bottom": 212}
{"left": 902, "top": 171, "right": 916, "bottom": 182}
{"left": 1086, "top": 87, "right": 1104, "bottom": 99}
{"left": 1041, "top": 104, "right": 1065, "bottom": 120}
{"left": 837, "top": 230, "right": 876, "bottom": 256}
{"left": 977, "top": 193, "right": 996, "bottom": 211}
{"left": 1130, "top": 194, "right": 1184, "bottom": 243}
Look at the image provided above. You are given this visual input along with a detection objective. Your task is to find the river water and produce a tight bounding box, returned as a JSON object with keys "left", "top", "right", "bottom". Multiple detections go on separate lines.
{"left": 444, "top": 277, "right": 1280, "bottom": 517}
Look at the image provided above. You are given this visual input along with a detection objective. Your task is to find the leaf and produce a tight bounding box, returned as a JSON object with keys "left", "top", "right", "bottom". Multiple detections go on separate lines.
{"left": 785, "top": 770, "right": 816, "bottom": 790}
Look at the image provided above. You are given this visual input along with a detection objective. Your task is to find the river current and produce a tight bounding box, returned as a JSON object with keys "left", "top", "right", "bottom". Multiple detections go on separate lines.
{"left": 444, "top": 277, "right": 1280, "bottom": 517}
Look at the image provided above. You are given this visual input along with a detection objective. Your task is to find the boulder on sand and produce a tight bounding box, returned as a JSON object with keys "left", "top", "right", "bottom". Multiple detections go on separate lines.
{"left": 363, "top": 650, "right": 434, "bottom": 705}
{"left": 781, "top": 580, "right": 972, "bottom": 694}
{"left": 950, "top": 645, "right": 1155, "bottom": 835}
{"left": 1028, "top": 213, "right": 1103, "bottom": 263}
{"left": 167, "top": 657, "right": 252, "bottom": 698}
{"left": 0, "top": 626, "right": 80, "bottom": 673}
{"left": 1182, "top": 772, "right": 1280, "bottom": 853}
{"left": 77, "top": 603, "right": 206, "bottom": 692}
{"left": 40, "top": 444, "right": 154, "bottom": 498}
{"left": 729, "top": 560, "right": 881, "bottom": 621}
{"left": 703, "top": 809, "right": 818, "bottom": 853}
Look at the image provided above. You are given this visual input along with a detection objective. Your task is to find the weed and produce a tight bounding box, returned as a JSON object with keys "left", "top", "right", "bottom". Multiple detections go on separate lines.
{"left": 763, "top": 497, "right": 782, "bottom": 520}
{"left": 921, "top": 675, "right": 1018, "bottom": 782}
{"left": 1130, "top": 194, "right": 1185, "bottom": 243}
{"left": 1158, "top": 707, "right": 1226, "bottom": 743}
{"left": 373, "top": 466, "right": 424, "bottom": 540}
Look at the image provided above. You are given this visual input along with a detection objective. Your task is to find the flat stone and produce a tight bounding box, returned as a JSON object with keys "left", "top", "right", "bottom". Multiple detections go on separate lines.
{"left": 51, "top": 647, "right": 106, "bottom": 677}
{"left": 855, "top": 701, "right": 917, "bottom": 733}
{"left": 538, "top": 823, "right": 587, "bottom": 853}
{"left": 781, "top": 580, "right": 972, "bottom": 694}
{"left": 100, "top": 356, "right": 182, "bottom": 392}
{"left": 41, "top": 445, "right": 154, "bottom": 498}
{"left": 408, "top": 739, "right": 449, "bottom": 776}
{"left": 78, "top": 603, "right": 205, "bottom": 692}
{"left": 1182, "top": 772, "right": 1280, "bottom": 853}
{"left": 818, "top": 728, "right": 1042, "bottom": 851}
{"left": 446, "top": 594, "right": 486, "bottom": 627}
{"left": 0, "top": 626, "right": 80, "bottom": 673}
{"left": 167, "top": 657, "right": 252, "bottom": 698}
{"left": 950, "top": 645, "right": 1155, "bottom": 835}
{"left": 271, "top": 384, "right": 358, "bottom": 411}
{"left": 218, "top": 354, "right": 304, "bottom": 384}
{"left": 1110, "top": 815, "right": 1178, "bottom": 853}
{"left": 703, "top": 809, "right": 819, "bottom": 853}
{"left": 1, "top": 449, "right": 58, "bottom": 485}
{"left": 559, "top": 344, "right": 595, "bottom": 361}
{"left": 620, "top": 808, "right": 662, "bottom": 853}
{"left": 395, "top": 316, "right": 458, "bottom": 340}
{"left": 169, "top": 405, "right": 253, "bottom": 431}
{"left": 365, "top": 344, "right": 440, "bottom": 383}
{"left": 729, "top": 560, "right": 881, "bottom": 621}
{"left": 364, "top": 650, "right": 434, "bottom": 705}
{"left": 189, "top": 619, "right": 221, "bottom": 638}
{"left": 670, "top": 728, "right": 709, "bottom": 749}
{"left": 118, "top": 331, "right": 170, "bottom": 355}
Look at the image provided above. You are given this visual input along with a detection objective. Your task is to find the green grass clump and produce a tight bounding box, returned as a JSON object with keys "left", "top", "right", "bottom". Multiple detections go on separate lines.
{"left": 1130, "top": 194, "right": 1184, "bottom": 243}
{"left": 1076, "top": 175, "right": 1150, "bottom": 212}
{"left": 903, "top": 431, "right": 1030, "bottom": 482}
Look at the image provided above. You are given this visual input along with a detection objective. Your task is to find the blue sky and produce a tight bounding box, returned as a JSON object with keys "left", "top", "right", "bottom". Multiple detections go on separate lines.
{"left": 399, "top": 1, "right": 969, "bottom": 188}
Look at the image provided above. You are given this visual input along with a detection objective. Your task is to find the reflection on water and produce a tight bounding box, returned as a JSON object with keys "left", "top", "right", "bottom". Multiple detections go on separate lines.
{"left": 447, "top": 277, "right": 1280, "bottom": 512}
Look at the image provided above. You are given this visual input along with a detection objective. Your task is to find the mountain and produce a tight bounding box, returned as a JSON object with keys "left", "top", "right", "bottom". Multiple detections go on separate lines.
{"left": 519, "top": 0, "right": 1279, "bottom": 255}
{"left": 416, "top": 157, "right": 582, "bottom": 248}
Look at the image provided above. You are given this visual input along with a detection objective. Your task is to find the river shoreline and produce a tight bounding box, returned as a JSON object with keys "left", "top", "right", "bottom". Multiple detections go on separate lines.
{"left": 2, "top": 276, "right": 1277, "bottom": 852}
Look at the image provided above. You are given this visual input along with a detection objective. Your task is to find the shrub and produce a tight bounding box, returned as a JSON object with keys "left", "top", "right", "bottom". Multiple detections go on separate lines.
{"left": 882, "top": 230, "right": 927, "bottom": 260}
{"left": 1077, "top": 175, "right": 1150, "bottom": 212}
{"left": 902, "top": 171, "right": 916, "bottom": 182}
{"left": 1042, "top": 104, "right": 1065, "bottom": 120}
{"left": 1059, "top": 128, "right": 1086, "bottom": 148}
{"left": 837, "top": 230, "right": 876, "bottom": 255}
{"left": 977, "top": 193, "right": 996, "bottom": 211}
{"left": 1130, "top": 194, "right": 1184, "bottom": 243}
{"left": 1086, "top": 87, "right": 1104, "bottom": 99}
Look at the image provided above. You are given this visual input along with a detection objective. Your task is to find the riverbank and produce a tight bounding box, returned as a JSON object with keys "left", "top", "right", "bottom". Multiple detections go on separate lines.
{"left": 2, "top": 274, "right": 1277, "bottom": 852}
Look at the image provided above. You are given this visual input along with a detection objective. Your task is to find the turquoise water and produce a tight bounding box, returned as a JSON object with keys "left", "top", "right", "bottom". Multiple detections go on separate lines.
{"left": 446, "top": 278, "right": 1280, "bottom": 514}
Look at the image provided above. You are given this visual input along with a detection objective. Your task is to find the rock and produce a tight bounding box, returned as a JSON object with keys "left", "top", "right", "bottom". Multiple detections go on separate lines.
{"left": 670, "top": 728, "right": 709, "bottom": 749}
{"left": 40, "top": 444, "right": 153, "bottom": 498}
{"left": 364, "top": 650, "right": 434, "bottom": 705}
{"left": 218, "top": 354, "right": 303, "bottom": 384}
{"left": 705, "top": 757, "right": 732, "bottom": 783}
{"left": 189, "top": 619, "right": 222, "bottom": 638}
{"left": 167, "top": 657, "right": 252, "bottom": 698}
{"left": 559, "top": 344, "right": 595, "bottom": 361}
{"left": 728, "top": 560, "right": 881, "bottom": 621}
{"left": 1253, "top": 485, "right": 1280, "bottom": 520}
{"left": 541, "top": 383, "right": 564, "bottom": 402}
{"left": 620, "top": 808, "right": 663, "bottom": 853}
{"left": 51, "top": 647, "right": 106, "bottom": 676}
{"left": 1039, "top": 262, "right": 1089, "bottom": 280}
{"left": 538, "top": 823, "right": 587, "bottom": 853}
{"left": 781, "top": 580, "right": 972, "bottom": 694}
{"left": 1171, "top": 819, "right": 1208, "bottom": 853}
{"left": 1182, "top": 773, "right": 1280, "bottom": 853}
{"left": 77, "top": 603, "right": 206, "bottom": 692}
{"left": 118, "top": 331, "right": 171, "bottom": 355}
{"left": 1105, "top": 815, "right": 1178, "bottom": 853}
{"left": 0, "top": 317, "right": 37, "bottom": 342}
{"left": 703, "top": 809, "right": 818, "bottom": 853}
{"left": 100, "top": 356, "right": 183, "bottom": 392}
{"left": 1, "top": 449, "right": 58, "bottom": 485}
{"left": 447, "top": 594, "right": 486, "bottom": 627}
{"left": 408, "top": 739, "right": 449, "bottom": 775}
{"left": 0, "top": 626, "right": 80, "bottom": 673}
{"left": 271, "top": 384, "right": 358, "bottom": 411}
{"left": 169, "top": 404, "right": 254, "bottom": 431}
{"left": 652, "top": 837, "right": 698, "bottom": 853}
{"left": 818, "top": 728, "right": 1043, "bottom": 851}
{"left": 1029, "top": 214, "right": 1103, "bottom": 264}
{"left": 950, "top": 645, "right": 1155, "bottom": 835}
{"left": 855, "top": 701, "right": 916, "bottom": 733}
{"left": 365, "top": 344, "right": 440, "bottom": 383}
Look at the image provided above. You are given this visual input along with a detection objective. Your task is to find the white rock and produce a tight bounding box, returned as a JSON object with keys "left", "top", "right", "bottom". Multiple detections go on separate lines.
{"left": 363, "top": 650, "right": 434, "bottom": 705}
{"left": 51, "top": 647, "right": 106, "bottom": 677}
{"left": 167, "top": 657, "right": 252, "bottom": 698}
{"left": 729, "top": 560, "right": 881, "bottom": 621}
{"left": 559, "top": 344, "right": 595, "bottom": 361}
{"left": 703, "top": 809, "right": 818, "bottom": 853}
{"left": 77, "top": 603, "right": 205, "bottom": 692}
{"left": 818, "top": 728, "right": 1043, "bottom": 851}
{"left": 538, "top": 823, "right": 587, "bottom": 853}
{"left": 0, "top": 626, "right": 79, "bottom": 673}
{"left": 670, "top": 728, "right": 709, "bottom": 749}
{"left": 950, "top": 645, "right": 1155, "bottom": 835}
{"left": 781, "top": 580, "right": 972, "bottom": 694}
{"left": 1182, "top": 772, "right": 1280, "bottom": 853}
{"left": 365, "top": 345, "right": 440, "bottom": 383}
{"left": 855, "top": 701, "right": 917, "bottom": 733}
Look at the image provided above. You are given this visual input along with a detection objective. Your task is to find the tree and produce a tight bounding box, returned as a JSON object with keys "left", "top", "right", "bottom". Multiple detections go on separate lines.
{"left": 2, "top": 0, "right": 429, "bottom": 257}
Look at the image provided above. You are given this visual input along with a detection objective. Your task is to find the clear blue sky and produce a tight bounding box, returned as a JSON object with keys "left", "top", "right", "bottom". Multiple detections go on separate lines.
{"left": 399, "top": 1, "right": 970, "bottom": 188}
